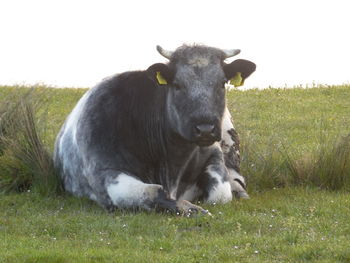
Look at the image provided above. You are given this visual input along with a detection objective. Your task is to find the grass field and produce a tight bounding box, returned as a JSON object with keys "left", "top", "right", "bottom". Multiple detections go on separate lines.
{"left": 1, "top": 85, "right": 350, "bottom": 262}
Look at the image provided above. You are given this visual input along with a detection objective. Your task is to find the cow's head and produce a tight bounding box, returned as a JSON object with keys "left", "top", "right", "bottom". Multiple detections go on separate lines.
{"left": 147, "top": 45, "right": 256, "bottom": 147}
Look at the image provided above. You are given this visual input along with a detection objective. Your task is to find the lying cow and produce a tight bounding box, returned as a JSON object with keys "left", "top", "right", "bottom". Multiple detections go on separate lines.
{"left": 54, "top": 44, "right": 256, "bottom": 214}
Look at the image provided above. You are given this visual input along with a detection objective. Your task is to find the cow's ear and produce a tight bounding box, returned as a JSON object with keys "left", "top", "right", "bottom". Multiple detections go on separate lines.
{"left": 224, "top": 59, "right": 256, "bottom": 87}
{"left": 147, "top": 63, "right": 173, "bottom": 85}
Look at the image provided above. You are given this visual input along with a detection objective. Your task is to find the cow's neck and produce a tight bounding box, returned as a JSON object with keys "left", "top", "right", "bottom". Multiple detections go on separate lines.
{"left": 156, "top": 130, "right": 198, "bottom": 196}
{"left": 132, "top": 89, "right": 198, "bottom": 194}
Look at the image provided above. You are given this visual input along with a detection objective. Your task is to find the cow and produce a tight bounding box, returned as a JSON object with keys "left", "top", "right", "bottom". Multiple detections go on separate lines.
{"left": 53, "top": 44, "right": 256, "bottom": 215}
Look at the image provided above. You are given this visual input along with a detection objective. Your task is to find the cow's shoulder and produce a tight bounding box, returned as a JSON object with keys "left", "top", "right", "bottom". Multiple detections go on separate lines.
{"left": 97, "top": 70, "right": 156, "bottom": 96}
{"left": 75, "top": 70, "right": 166, "bottom": 157}
{"left": 84, "top": 70, "right": 161, "bottom": 116}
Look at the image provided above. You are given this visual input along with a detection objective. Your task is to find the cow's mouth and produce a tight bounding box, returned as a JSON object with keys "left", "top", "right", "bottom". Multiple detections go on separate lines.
{"left": 196, "top": 139, "right": 216, "bottom": 147}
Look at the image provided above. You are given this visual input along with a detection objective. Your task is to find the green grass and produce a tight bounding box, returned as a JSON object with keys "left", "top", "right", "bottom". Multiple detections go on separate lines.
{"left": 228, "top": 86, "right": 350, "bottom": 154}
{"left": 226, "top": 86, "right": 350, "bottom": 191}
{"left": 1, "top": 188, "right": 350, "bottom": 262}
{"left": 1, "top": 84, "right": 350, "bottom": 262}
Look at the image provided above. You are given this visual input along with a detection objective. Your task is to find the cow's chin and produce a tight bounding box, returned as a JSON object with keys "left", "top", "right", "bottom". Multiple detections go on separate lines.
{"left": 184, "top": 133, "right": 219, "bottom": 147}
{"left": 173, "top": 128, "right": 217, "bottom": 147}
{"left": 173, "top": 132, "right": 216, "bottom": 147}
{"left": 195, "top": 139, "right": 216, "bottom": 147}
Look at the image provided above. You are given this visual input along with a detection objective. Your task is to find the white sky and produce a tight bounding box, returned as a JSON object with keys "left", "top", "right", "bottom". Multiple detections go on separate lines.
{"left": 0, "top": 0, "right": 349, "bottom": 88}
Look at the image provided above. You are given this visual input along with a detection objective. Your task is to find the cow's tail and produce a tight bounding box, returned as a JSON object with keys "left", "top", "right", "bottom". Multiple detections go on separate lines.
{"left": 0, "top": 87, "right": 63, "bottom": 195}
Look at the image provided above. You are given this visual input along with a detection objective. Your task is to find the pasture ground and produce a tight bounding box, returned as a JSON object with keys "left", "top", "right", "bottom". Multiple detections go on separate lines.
{"left": 1, "top": 188, "right": 350, "bottom": 263}
{"left": 0, "top": 85, "right": 349, "bottom": 262}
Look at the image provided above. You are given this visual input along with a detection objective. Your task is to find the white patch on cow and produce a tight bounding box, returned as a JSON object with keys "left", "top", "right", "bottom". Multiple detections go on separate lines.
{"left": 188, "top": 57, "right": 209, "bottom": 67}
{"left": 178, "top": 184, "right": 202, "bottom": 202}
{"left": 228, "top": 168, "right": 249, "bottom": 199}
{"left": 106, "top": 173, "right": 162, "bottom": 209}
{"left": 221, "top": 107, "right": 235, "bottom": 148}
{"left": 206, "top": 165, "right": 232, "bottom": 204}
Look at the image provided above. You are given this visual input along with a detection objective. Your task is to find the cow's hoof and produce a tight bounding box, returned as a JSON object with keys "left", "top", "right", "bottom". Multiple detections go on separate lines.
{"left": 176, "top": 200, "right": 212, "bottom": 217}
{"left": 234, "top": 191, "right": 250, "bottom": 199}
{"left": 230, "top": 179, "right": 250, "bottom": 200}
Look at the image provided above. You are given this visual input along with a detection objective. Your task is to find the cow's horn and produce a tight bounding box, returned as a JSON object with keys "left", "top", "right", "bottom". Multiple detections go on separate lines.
{"left": 156, "top": 45, "right": 173, "bottom": 59}
{"left": 223, "top": 49, "right": 241, "bottom": 58}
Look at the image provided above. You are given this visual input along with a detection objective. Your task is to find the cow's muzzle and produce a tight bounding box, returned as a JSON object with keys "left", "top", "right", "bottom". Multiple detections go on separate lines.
{"left": 194, "top": 124, "right": 220, "bottom": 147}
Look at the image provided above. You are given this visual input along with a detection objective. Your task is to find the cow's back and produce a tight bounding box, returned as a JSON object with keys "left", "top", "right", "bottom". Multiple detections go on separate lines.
{"left": 53, "top": 71, "right": 166, "bottom": 198}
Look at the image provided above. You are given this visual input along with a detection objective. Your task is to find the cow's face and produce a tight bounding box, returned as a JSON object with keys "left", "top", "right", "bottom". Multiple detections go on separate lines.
{"left": 149, "top": 45, "right": 256, "bottom": 147}
{"left": 167, "top": 57, "right": 227, "bottom": 147}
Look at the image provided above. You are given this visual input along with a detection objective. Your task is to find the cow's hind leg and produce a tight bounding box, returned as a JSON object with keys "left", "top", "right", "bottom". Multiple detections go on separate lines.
{"left": 221, "top": 107, "right": 249, "bottom": 199}
{"left": 105, "top": 173, "right": 210, "bottom": 215}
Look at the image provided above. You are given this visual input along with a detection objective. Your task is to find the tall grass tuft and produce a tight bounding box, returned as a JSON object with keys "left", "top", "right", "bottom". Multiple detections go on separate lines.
{"left": 243, "top": 133, "right": 350, "bottom": 192}
{"left": 283, "top": 134, "right": 350, "bottom": 190}
{"left": 241, "top": 136, "right": 291, "bottom": 191}
{"left": 0, "top": 88, "right": 63, "bottom": 195}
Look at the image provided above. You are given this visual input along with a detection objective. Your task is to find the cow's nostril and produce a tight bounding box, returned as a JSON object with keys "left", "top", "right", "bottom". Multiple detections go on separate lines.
{"left": 195, "top": 124, "right": 215, "bottom": 137}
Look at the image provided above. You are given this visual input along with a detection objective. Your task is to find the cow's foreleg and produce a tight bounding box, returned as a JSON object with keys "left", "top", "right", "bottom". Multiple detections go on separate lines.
{"left": 203, "top": 163, "right": 233, "bottom": 204}
{"left": 105, "top": 173, "right": 174, "bottom": 211}
{"left": 221, "top": 107, "right": 249, "bottom": 199}
{"left": 105, "top": 173, "right": 209, "bottom": 215}
{"left": 187, "top": 145, "right": 233, "bottom": 204}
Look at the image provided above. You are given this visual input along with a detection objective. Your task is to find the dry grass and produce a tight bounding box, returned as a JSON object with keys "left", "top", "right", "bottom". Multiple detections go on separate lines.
{"left": 0, "top": 88, "right": 62, "bottom": 195}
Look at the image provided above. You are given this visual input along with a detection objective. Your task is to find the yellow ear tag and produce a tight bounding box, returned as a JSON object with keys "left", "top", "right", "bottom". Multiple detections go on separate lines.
{"left": 156, "top": 71, "right": 167, "bottom": 85}
{"left": 229, "top": 72, "right": 244, "bottom": 87}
